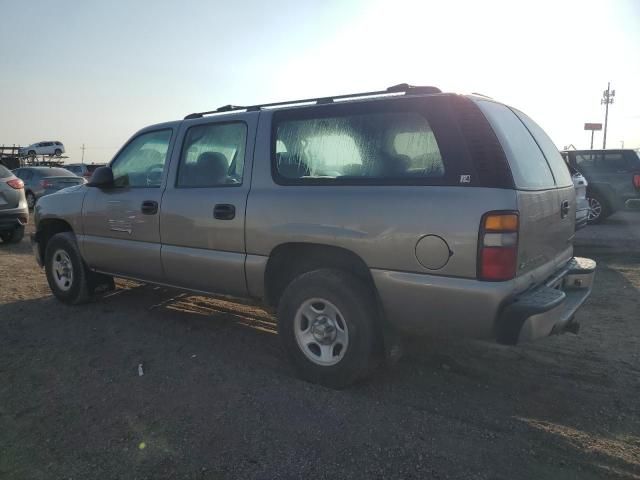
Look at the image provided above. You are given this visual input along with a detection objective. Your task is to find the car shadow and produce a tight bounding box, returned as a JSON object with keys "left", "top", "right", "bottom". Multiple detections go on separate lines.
{"left": 1, "top": 258, "right": 639, "bottom": 478}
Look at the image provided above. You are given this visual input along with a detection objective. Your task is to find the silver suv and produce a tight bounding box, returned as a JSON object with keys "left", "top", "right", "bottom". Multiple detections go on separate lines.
{"left": 31, "top": 85, "right": 595, "bottom": 387}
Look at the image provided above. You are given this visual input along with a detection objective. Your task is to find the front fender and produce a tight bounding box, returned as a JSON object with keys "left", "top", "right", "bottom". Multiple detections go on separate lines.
{"left": 34, "top": 185, "right": 87, "bottom": 234}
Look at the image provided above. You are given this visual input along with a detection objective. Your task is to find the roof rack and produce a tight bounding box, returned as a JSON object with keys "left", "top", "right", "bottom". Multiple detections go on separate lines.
{"left": 183, "top": 83, "right": 441, "bottom": 120}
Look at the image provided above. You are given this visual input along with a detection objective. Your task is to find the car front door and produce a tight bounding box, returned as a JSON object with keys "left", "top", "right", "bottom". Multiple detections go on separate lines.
{"left": 159, "top": 113, "right": 257, "bottom": 296}
{"left": 80, "top": 128, "right": 174, "bottom": 281}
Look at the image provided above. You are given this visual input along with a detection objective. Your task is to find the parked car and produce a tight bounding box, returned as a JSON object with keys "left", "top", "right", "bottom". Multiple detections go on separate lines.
{"left": 562, "top": 149, "right": 640, "bottom": 224}
{"left": 13, "top": 166, "right": 85, "bottom": 209}
{"left": 64, "top": 163, "right": 106, "bottom": 180}
{"left": 18, "top": 141, "right": 65, "bottom": 157}
{"left": 0, "top": 164, "right": 28, "bottom": 243}
{"left": 568, "top": 164, "right": 589, "bottom": 230}
{"left": 31, "top": 85, "right": 595, "bottom": 387}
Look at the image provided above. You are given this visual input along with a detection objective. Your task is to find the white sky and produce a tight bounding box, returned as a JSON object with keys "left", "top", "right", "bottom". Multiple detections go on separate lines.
{"left": 1, "top": 0, "right": 638, "bottom": 163}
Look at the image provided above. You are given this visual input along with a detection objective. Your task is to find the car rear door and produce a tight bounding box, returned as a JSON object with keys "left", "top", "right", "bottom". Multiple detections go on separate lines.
{"left": 159, "top": 113, "right": 258, "bottom": 296}
{"left": 476, "top": 100, "right": 574, "bottom": 283}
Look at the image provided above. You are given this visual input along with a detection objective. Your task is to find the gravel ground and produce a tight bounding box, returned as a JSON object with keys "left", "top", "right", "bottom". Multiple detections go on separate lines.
{"left": 1, "top": 223, "right": 639, "bottom": 479}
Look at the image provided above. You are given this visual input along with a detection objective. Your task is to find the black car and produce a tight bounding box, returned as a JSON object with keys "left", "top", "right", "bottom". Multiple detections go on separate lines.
{"left": 562, "top": 149, "right": 640, "bottom": 224}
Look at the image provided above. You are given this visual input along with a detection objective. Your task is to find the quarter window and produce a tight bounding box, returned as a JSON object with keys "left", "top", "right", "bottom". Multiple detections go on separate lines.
{"left": 111, "top": 130, "right": 172, "bottom": 188}
{"left": 274, "top": 111, "right": 444, "bottom": 182}
{"left": 477, "top": 101, "right": 555, "bottom": 190}
{"left": 177, "top": 122, "right": 247, "bottom": 187}
{"left": 513, "top": 109, "right": 573, "bottom": 187}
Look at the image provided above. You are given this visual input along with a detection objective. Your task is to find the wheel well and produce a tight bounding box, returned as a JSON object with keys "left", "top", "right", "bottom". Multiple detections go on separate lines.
{"left": 264, "top": 243, "right": 376, "bottom": 308}
{"left": 587, "top": 184, "right": 615, "bottom": 211}
{"left": 36, "top": 219, "right": 73, "bottom": 259}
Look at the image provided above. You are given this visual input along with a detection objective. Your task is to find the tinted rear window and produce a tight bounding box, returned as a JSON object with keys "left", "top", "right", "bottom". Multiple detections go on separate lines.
{"left": 0, "top": 165, "right": 12, "bottom": 178}
{"left": 477, "top": 101, "right": 555, "bottom": 190}
{"left": 39, "top": 168, "right": 74, "bottom": 177}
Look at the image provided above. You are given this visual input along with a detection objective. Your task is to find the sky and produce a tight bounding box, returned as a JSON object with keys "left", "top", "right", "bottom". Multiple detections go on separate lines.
{"left": 1, "top": 0, "right": 639, "bottom": 164}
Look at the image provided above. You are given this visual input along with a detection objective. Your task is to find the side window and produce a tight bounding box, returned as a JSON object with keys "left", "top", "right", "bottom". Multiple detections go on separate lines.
{"left": 477, "top": 101, "right": 555, "bottom": 190}
{"left": 111, "top": 130, "right": 172, "bottom": 188}
{"left": 177, "top": 122, "right": 247, "bottom": 187}
{"left": 513, "top": 109, "right": 573, "bottom": 187}
{"left": 274, "top": 111, "right": 444, "bottom": 182}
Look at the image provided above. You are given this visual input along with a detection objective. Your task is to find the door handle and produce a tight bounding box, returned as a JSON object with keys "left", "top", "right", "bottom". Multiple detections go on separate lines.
{"left": 213, "top": 204, "right": 236, "bottom": 220}
{"left": 560, "top": 200, "right": 570, "bottom": 218}
{"left": 141, "top": 200, "right": 158, "bottom": 215}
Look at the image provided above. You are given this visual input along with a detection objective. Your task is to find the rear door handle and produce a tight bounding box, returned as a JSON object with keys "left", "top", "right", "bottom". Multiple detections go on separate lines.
{"left": 561, "top": 200, "right": 570, "bottom": 218}
{"left": 213, "top": 204, "right": 235, "bottom": 220}
{"left": 141, "top": 200, "right": 158, "bottom": 215}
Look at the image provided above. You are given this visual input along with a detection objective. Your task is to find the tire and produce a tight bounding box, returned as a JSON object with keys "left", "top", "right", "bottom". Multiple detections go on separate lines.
{"left": 0, "top": 226, "right": 25, "bottom": 244}
{"left": 44, "top": 232, "right": 91, "bottom": 305}
{"left": 28, "top": 150, "right": 36, "bottom": 158}
{"left": 26, "top": 192, "right": 36, "bottom": 210}
{"left": 586, "top": 192, "right": 610, "bottom": 225}
{"left": 54, "top": 148, "right": 62, "bottom": 156}
{"left": 277, "top": 269, "right": 378, "bottom": 388}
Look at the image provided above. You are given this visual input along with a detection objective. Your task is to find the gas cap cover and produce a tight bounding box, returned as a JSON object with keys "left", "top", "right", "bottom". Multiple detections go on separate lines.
{"left": 415, "top": 235, "right": 451, "bottom": 270}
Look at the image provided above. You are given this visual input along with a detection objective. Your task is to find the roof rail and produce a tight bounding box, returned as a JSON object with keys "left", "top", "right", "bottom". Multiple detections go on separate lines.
{"left": 183, "top": 83, "right": 441, "bottom": 120}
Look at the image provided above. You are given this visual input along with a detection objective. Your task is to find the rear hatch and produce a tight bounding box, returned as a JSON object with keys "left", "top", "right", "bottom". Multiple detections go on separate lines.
{"left": 475, "top": 99, "right": 575, "bottom": 284}
{"left": 0, "top": 165, "right": 22, "bottom": 210}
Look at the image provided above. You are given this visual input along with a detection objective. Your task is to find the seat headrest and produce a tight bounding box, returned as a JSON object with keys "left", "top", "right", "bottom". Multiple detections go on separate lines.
{"left": 276, "top": 152, "right": 310, "bottom": 178}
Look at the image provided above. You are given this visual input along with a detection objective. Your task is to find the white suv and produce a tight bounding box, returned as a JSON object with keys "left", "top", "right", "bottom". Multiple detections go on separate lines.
{"left": 19, "top": 141, "right": 65, "bottom": 157}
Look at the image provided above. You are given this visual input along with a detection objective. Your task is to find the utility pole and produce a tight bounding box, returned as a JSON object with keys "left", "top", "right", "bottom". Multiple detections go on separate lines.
{"left": 601, "top": 82, "right": 615, "bottom": 149}
{"left": 81, "top": 144, "right": 86, "bottom": 164}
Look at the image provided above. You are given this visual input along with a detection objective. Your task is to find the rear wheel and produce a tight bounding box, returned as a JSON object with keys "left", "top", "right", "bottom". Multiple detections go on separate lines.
{"left": 277, "top": 269, "right": 378, "bottom": 388}
{"left": 54, "top": 148, "right": 62, "bottom": 156}
{"left": 587, "top": 192, "right": 610, "bottom": 224}
{"left": 26, "top": 192, "right": 36, "bottom": 210}
{"left": 28, "top": 150, "right": 36, "bottom": 158}
{"left": 0, "top": 226, "right": 24, "bottom": 244}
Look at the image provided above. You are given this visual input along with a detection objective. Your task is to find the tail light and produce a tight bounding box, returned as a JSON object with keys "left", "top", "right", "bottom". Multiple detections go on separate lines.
{"left": 6, "top": 178, "right": 24, "bottom": 189}
{"left": 40, "top": 179, "right": 54, "bottom": 188}
{"left": 478, "top": 211, "right": 519, "bottom": 281}
{"left": 633, "top": 174, "right": 640, "bottom": 190}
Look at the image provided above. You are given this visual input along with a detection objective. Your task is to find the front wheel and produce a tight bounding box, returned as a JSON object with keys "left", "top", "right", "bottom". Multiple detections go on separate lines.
{"left": 278, "top": 269, "right": 379, "bottom": 388}
{"left": 54, "top": 148, "right": 62, "bottom": 156}
{"left": 44, "top": 232, "right": 91, "bottom": 304}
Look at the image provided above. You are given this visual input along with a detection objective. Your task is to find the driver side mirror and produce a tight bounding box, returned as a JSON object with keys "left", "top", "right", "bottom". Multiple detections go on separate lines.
{"left": 87, "top": 166, "right": 114, "bottom": 188}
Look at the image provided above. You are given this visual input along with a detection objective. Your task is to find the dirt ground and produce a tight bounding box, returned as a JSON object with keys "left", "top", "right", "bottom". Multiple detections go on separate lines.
{"left": 1, "top": 222, "right": 639, "bottom": 479}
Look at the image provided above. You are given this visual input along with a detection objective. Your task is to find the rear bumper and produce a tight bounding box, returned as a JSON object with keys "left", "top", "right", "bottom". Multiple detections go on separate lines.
{"left": 372, "top": 257, "right": 595, "bottom": 343}
{"left": 625, "top": 198, "right": 640, "bottom": 210}
{"left": 496, "top": 257, "right": 596, "bottom": 344}
{"left": 0, "top": 210, "right": 29, "bottom": 232}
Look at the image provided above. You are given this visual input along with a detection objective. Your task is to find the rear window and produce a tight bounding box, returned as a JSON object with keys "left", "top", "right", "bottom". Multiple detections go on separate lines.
{"left": 513, "top": 110, "right": 573, "bottom": 187}
{"left": 0, "top": 165, "right": 12, "bottom": 178}
{"left": 40, "top": 168, "right": 74, "bottom": 177}
{"left": 273, "top": 109, "right": 445, "bottom": 184}
{"left": 477, "top": 101, "right": 555, "bottom": 190}
{"left": 86, "top": 165, "right": 102, "bottom": 173}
